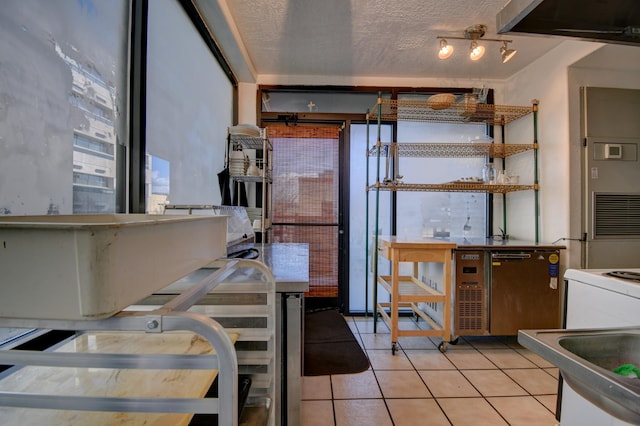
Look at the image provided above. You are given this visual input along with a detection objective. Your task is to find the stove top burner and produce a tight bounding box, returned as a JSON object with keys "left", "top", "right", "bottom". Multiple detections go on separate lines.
{"left": 606, "top": 270, "right": 640, "bottom": 282}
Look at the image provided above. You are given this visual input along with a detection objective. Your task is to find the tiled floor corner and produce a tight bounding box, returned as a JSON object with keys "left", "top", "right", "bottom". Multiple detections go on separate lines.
{"left": 302, "top": 315, "right": 559, "bottom": 425}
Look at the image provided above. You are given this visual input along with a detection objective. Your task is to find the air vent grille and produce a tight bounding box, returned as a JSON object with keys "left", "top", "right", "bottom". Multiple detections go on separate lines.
{"left": 594, "top": 193, "right": 640, "bottom": 237}
{"left": 455, "top": 283, "right": 485, "bottom": 333}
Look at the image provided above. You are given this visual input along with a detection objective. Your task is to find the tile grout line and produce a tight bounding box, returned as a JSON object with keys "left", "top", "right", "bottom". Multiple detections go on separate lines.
{"left": 357, "top": 316, "right": 401, "bottom": 426}
{"left": 347, "top": 316, "right": 560, "bottom": 424}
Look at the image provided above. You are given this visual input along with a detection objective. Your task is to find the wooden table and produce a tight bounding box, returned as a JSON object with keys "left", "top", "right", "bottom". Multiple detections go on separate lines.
{"left": 376, "top": 236, "right": 456, "bottom": 354}
{"left": 0, "top": 331, "right": 238, "bottom": 425}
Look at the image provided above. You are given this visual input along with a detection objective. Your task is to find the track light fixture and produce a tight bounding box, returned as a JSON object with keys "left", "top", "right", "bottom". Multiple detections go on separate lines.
{"left": 436, "top": 24, "right": 516, "bottom": 63}
{"left": 469, "top": 40, "right": 485, "bottom": 61}
{"left": 438, "top": 39, "right": 454, "bottom": 59}
{"left": 500, "top": 41, "right": 517, "bottom": 63}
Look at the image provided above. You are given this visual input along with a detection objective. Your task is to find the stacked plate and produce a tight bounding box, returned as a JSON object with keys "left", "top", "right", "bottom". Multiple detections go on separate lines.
{"left": 229, "top": 150, "right": 246, "bottom": 175}
{"left": 229, "top": 124, "right": 261, "bottom": 138}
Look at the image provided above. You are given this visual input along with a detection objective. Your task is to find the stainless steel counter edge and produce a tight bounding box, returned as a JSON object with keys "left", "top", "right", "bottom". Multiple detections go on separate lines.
{"left": 256, "top": 243, "right": 310, "bottom": 293}
{"left": 157, "top": 243, "right": 309, "bottom": 295}
{"left": 446, "top": 237, "right": 565, "bottom": 250}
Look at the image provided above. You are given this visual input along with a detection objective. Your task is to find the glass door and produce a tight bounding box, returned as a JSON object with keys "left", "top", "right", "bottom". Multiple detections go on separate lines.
{"left": 268, "top": 125, "right": 342, "bottom": 309}
{"left": 349, "top": 123, "right": 393, "bottom": 314}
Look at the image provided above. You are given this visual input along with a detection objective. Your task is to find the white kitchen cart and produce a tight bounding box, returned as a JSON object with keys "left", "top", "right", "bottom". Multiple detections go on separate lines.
{"left": 0, "top": 258, "right": 276, "bottom": 426}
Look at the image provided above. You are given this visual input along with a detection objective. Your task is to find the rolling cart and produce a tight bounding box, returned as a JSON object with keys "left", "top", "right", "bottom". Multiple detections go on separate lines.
{"left": 375, "top": 236, "right": 456, "bottom": 354}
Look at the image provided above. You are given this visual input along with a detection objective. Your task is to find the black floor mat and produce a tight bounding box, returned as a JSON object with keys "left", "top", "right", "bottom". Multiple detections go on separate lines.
{"left": 303, "top": 309, "right": 370, "bottom": 376}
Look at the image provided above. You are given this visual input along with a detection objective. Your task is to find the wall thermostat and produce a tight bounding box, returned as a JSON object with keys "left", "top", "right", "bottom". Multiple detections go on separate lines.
{"left": 604, "top": 143, "right": 622, "bottom": 159}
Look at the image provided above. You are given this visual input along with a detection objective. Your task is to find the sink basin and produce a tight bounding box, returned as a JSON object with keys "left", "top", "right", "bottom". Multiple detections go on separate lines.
{"left": 559, "top": 333, "right": 640, "bottom": 372}
{"left": 518, "top": 327, "right": 640, "bottom": 424}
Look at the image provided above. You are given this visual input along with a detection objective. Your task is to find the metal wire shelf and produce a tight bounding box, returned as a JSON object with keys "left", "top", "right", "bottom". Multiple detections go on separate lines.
{"left": 229, "top": 134, "right": 272, "bottom": 151}
{"left": 368, "top": 182, "right": 536, "bottom": 194}
{"left": 367, "top": 142, "right": 535, "bottom": 158}
{"left": 366, "top": 98, "right": 535, "bottom": 125}
{"left": 229, "top": 172, "right": 272, "bottom": 183}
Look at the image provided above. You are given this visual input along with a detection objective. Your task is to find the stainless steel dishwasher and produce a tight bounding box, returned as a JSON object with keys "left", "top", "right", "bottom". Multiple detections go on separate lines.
{"left": 489, "top": 249, "right": 562, "bottom": 335}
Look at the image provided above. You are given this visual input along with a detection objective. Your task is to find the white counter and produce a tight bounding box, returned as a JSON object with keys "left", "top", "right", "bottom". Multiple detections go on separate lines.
{"left": 565, "top": 269, "right": 640, "bottom": 300}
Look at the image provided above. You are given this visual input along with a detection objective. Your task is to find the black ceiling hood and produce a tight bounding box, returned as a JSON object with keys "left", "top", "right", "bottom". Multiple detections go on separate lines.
{"left": 497, "top": 0, "right": 640, "bottom": 46}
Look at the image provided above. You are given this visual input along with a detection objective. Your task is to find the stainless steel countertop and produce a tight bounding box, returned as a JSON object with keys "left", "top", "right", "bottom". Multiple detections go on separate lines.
{"left": 256, "top": 243, "right": 309, "bottom": 293}
{"left": 154, "top": 243, "right": 309, "bottom": 296}
{"left": 229, "top": 242, "right": 310, "bottom": 293}
{"left": 446, "top": 237, "right": 564, "bottom": 250}
{"left": 377, "top": 235, "right": 564, "bottom": 250}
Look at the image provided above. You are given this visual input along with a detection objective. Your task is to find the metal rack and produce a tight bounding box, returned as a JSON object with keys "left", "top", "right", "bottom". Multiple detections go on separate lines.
{"left": 135, "top": 258, "right": 278, "bottom": 426}
{"left": 0, "top": 258, "right": 276, "bottom": 426}
{"left": 371, "top": 182, "right": 535, "bottom": 194}
{"left": 365, "top": 94, "right": 539, "bottom": 352}
{"left": 366, "top": 98, "right": 533, "bottom": 125}
{"left": 226, "top": 128, "right": 273, "bottom": 241}
{"left": 367, "top": 142, "right": 535, "bottom": 158}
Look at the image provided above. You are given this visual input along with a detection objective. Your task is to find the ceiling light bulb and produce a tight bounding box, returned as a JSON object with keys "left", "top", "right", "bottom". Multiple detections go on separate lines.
{"left": 500, "top": 41, "right": 517, "bottom": 63}
{"left": 469, "top": 41, "right": 485, "bottom": 61}
{"left": 438, "top": 39, "right": 453, "bottom": 59}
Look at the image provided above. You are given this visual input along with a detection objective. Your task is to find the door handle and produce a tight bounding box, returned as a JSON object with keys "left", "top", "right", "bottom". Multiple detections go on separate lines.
{"left": 491, "top": 253, "right": 531, "bottom": 260}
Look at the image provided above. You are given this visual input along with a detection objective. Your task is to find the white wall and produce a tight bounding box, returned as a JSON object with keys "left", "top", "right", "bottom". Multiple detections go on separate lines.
{"left": 238, "top": 82, "right": 258, "bottom": 125}
{"left": 499, "top": 41, "right": 602, "bottom": 269}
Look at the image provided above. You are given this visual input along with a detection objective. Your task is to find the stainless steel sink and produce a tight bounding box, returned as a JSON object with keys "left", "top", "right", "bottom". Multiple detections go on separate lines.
{"left": 518, "top": 327, "right": 640, "bottom": 424}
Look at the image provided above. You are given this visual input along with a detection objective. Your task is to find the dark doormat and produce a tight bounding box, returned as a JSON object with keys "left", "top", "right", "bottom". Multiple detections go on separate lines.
{"left": 303, "top": 309, "right": 370, "bottom": 376}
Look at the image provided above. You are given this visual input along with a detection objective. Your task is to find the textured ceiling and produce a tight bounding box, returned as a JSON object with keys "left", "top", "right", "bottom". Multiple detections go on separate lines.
{"left": 207, "top": 0, "right": 567, "bottom": 82}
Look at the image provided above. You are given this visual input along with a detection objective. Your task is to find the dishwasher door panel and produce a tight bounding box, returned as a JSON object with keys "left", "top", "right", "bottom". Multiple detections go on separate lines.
{"left": 490, "top": 251, "right": 561, "bottom": 335}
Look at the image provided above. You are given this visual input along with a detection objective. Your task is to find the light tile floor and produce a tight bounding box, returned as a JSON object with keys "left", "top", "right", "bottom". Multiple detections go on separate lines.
{"left": 301, "top": 315, "right": 559, "bottom": 426}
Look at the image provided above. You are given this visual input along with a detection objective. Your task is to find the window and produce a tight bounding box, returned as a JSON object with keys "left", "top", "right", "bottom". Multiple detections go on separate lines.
{"left": 349, "top": 93, "right": 490, "bottom": 312}
{"left": 74, "top": 134, "right": 114, "bottom": 156}
{"left": 145, "top": 0, "right": 233, "bottom": 212}
{"left": 262, "top": 90, "right": 378, "bottom": 113}
{"left": 0, "top": 0, "right": 129, "bottom": 343}
{"left": 0, "top": 0, "right": 128, "bottom": 216}
{"left": 0, "top": 0, "right": 238, "bottom": 347}
{"left": 350, "top": 123, "right": 393, "bottom": 312}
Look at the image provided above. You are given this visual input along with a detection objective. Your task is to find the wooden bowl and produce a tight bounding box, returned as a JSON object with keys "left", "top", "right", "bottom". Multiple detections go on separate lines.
{"left": 426, "top": 93, "right": 455, "bottom": 110}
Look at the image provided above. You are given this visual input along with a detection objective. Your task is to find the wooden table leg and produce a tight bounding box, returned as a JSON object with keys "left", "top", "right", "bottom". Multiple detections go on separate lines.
{"left": 390, "top": 249, "right": 399, "bottom": 353}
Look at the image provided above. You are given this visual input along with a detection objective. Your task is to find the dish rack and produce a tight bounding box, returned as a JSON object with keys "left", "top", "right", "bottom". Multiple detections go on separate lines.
{"left": 0, "top": 258, "right": 276, "bottom": 426}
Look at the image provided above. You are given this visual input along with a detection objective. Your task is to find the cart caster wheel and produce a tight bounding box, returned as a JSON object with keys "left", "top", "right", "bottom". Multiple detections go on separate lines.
{"left": 449, "top": 337, "right": 459, "bottom": 345}
{"left": 438, "top": 341, "right": 448, "bottom": 353}
{"left": 391, "top": 343, "right": 399, "bottom": 355}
